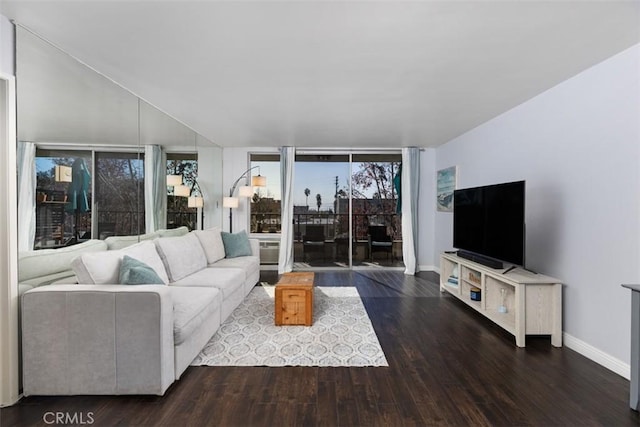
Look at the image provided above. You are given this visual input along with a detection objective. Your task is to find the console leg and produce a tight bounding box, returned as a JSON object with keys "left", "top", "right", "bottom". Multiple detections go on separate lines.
{"left": 631, "top": 291, "right": 640, "bottom": 411}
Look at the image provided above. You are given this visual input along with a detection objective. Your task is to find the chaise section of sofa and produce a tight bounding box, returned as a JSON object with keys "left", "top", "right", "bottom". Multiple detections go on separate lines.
{"left": 21, "top": 284, "right": 222, "bottom": 396}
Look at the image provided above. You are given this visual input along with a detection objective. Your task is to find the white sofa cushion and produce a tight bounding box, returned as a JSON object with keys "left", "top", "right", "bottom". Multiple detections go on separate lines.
{"left": 154, "top": 233, "right": 207, "bottom": 282}
{"left": 170, "top": 268, "right": 245, "bottom": 298}
{"left": 169, "top": 286, "right": 222, "bottom": 345}
{"left": 72, "top": 240, "right": 169, "bottom": 285}
{"left": 193, "top": 227, "right": 225, "bottom": 264}
{"left": 212, "top": 256, "right": 260, "bottom": 279}
{"left": 170, "top": 268, "right": 246, "bottom": 322}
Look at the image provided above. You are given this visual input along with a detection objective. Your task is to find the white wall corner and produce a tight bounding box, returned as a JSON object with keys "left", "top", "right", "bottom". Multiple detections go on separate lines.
{"left": 563, "top": 332, "right": 630, "bottom": 380}
{"left": 0, "top": 74, "right": 20, "bottom": 407}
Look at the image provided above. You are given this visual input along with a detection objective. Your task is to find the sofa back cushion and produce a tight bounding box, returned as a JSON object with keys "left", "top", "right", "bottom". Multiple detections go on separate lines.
{"left": 104, "top": 232, "right": 160, "bottom": 250}
{"left": 157, "top": 226, "right": 189, "bottom": 238}
{"left": 193, "top": 227, "right": 226, "bottom": 264}
{"left": 19, "top": 239, "right": 108, "bottom": 284}
{"left": 72, "top": 240, "right": 169, "bottom": 285}
{"left": 154, "top": 233, "right": 207, "bottom": 282}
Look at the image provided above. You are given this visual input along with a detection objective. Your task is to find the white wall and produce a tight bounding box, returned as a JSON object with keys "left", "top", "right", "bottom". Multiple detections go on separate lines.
{"left": 433, "top": 44, "right": 640, "bottom": 374}
{"left": 418, "top": 148, "right": 437, "bottom": 271}
{"left": 0, "top": 15, "right": 14, "bottom": 76}
{"left": 0, "top": 14, "right": 19, "bottom": 407}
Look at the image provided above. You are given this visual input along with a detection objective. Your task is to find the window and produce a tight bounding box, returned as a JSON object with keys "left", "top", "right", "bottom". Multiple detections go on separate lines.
{"left": 167, "top": 153, "right": 198, "bottom": 230}
{"left": 34, "top": 148, "right": 146, "bottom": 248}
{"left": 94, "top": 151, "right": 145, "bottom": 239}
{"left": 249, "top": 154, "right": 281, "bottom": 234}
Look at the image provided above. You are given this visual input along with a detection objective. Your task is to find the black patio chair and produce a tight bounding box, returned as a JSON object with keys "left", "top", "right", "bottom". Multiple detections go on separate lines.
{"left": 368, "top": 225, "right": 393, "bottom": 262}
{"left": 303, "top": 225, "right": 326, "bottom": 262}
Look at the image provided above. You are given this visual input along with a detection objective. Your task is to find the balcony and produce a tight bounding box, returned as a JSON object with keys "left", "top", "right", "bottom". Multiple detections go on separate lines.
{"left": 252, "top": 212, "right": 404, "bottom": 268}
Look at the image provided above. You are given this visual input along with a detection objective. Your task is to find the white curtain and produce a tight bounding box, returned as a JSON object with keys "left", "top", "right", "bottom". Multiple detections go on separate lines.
{"left": 402, "top": 147, "right": 420, "bottom": 275}
{"left": 278, "top": 146, "right": 295, "bottom": 274}
{"left": 144, "top": 144, "right": 167, "bottom": 233}
{"left": 17, "top": 141, "right": 36, "bottom": 251}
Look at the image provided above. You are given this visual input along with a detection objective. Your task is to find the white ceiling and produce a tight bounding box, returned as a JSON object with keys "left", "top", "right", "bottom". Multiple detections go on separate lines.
{"left": 2, "top": 1, "right": 639, "bottom": 149}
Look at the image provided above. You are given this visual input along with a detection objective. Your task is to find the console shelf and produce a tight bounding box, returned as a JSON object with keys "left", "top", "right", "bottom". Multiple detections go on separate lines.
{"left": 440, "top": 253, "right": 563, "bottom": 347}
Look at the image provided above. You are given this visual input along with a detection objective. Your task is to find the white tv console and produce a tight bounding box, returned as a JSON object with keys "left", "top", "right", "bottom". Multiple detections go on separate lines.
{"left": 440, "top": 253, "right": 563, "bottom": 347}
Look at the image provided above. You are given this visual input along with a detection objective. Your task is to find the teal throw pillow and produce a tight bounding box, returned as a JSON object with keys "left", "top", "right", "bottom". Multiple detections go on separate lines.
{"left": 221, "top": 230, "right": 252, "bottom": 258}
{"left": 119, "top": 255, "right": 166, "bottom": 285}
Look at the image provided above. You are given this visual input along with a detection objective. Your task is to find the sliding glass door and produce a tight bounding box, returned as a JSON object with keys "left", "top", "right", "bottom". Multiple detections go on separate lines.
{"left": 293, "top": 154, "right": 350, "bottom": 268}
{"left": 291, "top": 152, "right": 403, "bottom": 269}
{"left": 351, "top": 154, "right": 402, "bottom": 268}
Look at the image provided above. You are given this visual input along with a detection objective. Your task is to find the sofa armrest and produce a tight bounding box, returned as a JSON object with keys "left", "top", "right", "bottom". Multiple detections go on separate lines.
{"left": 249, "top": 238, "right": 260, "bottom": 258}
{"left": 21, "top": 284, "right": 175, "bottom": 396}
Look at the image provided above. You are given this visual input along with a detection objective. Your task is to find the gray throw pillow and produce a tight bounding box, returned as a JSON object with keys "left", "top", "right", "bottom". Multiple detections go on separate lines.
{"left": 221, "top": 230, "right": 252, "bottom": 258}
{"left": 119, "top": 255, "right": 166, "bottom": 285}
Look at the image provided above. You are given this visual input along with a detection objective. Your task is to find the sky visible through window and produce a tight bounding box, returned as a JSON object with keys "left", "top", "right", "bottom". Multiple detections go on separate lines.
{"left": 252, "top": 160, "right": 395, "bottom": 210}
{"left": 253, "top": 161, "right": 349, "bottom": 210}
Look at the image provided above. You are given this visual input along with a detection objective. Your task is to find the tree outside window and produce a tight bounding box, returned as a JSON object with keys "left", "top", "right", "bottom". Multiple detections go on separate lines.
{"left": 167, "top": 153, "right": 198, "bottom": 230}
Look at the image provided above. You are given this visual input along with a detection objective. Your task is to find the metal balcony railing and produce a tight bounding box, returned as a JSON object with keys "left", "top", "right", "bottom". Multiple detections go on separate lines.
{"left": 251, "top": 212, "right": 402, "bottom": 242}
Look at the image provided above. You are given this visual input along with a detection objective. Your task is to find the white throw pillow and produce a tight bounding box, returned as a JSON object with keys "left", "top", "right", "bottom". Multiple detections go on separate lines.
{"left": 154, "top": 233, "right": 207, "bottom": 282}
{"left": 193, "top": 227, "right": 226, "bottom": 264}
{"left": 72, "top": 240, "right": 169, "bottom": 285}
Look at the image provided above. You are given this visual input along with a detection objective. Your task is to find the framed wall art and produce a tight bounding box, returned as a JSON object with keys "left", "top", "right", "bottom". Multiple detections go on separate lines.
{"left": 436, "top": 166, "right": 457, "bottom": 212}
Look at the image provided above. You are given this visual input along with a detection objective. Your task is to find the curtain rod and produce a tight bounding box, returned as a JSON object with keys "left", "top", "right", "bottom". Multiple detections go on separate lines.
{"left": 31, "top": 142, "right": 143, "bottom": 153}
{"left": 293, "top": 147, "right": 425, "bottom": 154}
{"left": 295, "top": 149, "right": 397, "bottom": 155}
{"left": 29, "top": 142, "right": 202, "bottom": 154}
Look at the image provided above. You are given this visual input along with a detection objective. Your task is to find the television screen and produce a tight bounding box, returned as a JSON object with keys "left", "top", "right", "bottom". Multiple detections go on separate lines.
{"left": 453, "top": 181, "right": 525, "bottom": 266}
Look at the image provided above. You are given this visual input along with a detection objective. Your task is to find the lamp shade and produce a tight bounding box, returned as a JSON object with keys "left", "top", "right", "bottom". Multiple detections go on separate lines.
{"left": 223, "top": 196, "right": 239, "bottom": 208}
{"left": 174, "top": 184, "right": 190, "bottom": 197}
{"left": 167, "top": 174, "right": 182, "bottom": 186}
{"left": 188, "top": 196, "right": 204, "bottom": 208}
{"left": 54, "top": 165, "right": 73, "bottom": 183}
{"left": 251, "top": 175, "right": 267, "bottom": 187}
{"left": 238, "top": 185, "right": 254, "bottom": 197}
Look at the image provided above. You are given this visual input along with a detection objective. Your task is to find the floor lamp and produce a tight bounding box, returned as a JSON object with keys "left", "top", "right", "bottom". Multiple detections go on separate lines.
{"left": 224, "top": 166, "right": 266, "bottom": 233}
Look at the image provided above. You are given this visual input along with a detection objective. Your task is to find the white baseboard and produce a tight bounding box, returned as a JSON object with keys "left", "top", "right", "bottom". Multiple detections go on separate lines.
{"left": 419, "top": 264, "right": 438, "bottom": 273}
{"left": 563, "top": 332, "right": 630, "bottom": 380}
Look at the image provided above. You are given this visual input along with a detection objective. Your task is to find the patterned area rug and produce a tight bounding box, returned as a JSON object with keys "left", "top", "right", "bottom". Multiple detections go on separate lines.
{"left": 191, "top": 286, "right": 388, "bottom": 367}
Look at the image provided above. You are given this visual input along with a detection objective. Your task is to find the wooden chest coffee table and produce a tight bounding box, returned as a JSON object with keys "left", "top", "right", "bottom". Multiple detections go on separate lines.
{"left": 275, "top": 272, "right": 314, "bottom": 326}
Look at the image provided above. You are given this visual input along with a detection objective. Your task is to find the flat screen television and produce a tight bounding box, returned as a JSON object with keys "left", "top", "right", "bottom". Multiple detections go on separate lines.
{"left": 453, "top": 181, "right": 525, "bottom": 268}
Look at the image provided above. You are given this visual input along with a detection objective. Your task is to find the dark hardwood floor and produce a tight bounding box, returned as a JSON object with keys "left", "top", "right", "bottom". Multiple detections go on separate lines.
{"left": 2, "top": 271, "right": 638, "bottom": 426}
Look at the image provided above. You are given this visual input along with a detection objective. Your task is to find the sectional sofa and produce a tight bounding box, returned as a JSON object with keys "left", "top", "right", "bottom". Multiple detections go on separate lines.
{"left": 19, "top": 227, "right": 260, "bottom": 396}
